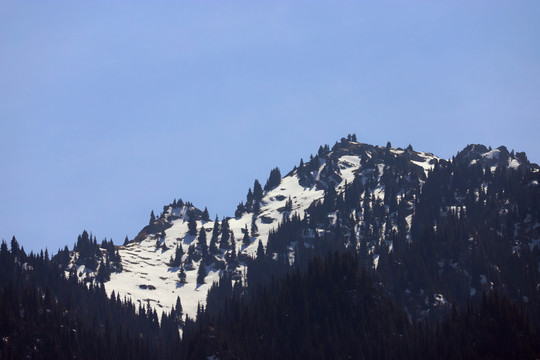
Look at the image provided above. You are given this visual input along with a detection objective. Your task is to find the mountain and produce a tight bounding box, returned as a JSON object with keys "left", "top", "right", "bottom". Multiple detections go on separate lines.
{"left": 187, "top": 252, "right": 540, "bottom": 359}
{"left": 3, "top": 134, "right": 540, "bottom": 358}
{"left": 54, "top": 136, "right": 540, "bottom": 325}
{"left": 0, "top": 239, "right": 182, "bottom": 359}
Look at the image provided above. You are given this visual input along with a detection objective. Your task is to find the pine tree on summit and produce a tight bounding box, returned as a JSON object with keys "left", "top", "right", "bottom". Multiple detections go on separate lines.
{"left": 202, "top": 207, "right": 210, "bottom": 222}
{"left": 149, "top": 210, "right": 156, "bottom": 224}
{"left": 253, "top": 179, "right": 263, "bottom": 202}
{"left": 246, "top": 188, "right": 254, "bottom": 206}
{"left": 235, "top": 202, "right": 245, "bottom": 218}
{"left": 264, "top": 167, "right": 282, "bottom": 191}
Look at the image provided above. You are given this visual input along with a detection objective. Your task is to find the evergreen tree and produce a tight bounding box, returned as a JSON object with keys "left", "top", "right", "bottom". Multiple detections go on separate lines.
{"left": 209, "top": 217, "right": 220, "bottom": 254}
{"left": 198, "top": 227, "right": 208, "bottom": 257}
{"left": 202, "top": 207, "right": 210, "bottom": 222}
{"left": 252, "top": 199, "right": 261, "bottom": 215}
{"left": 246, "top": 188, "right": 254, "bottom": 206}
{"left": 251, "top": 219, "right": 259, "bottom": 237}
{"left": 188, "top": 215, "right": 197, "bottom": 236}
{"left": 264, "top": 167, "right": 282, "bottom": 191}
{"left": 197, "top": 262, "right": 207, "bottom": 284}
{"left": 284, "top": 196, "right": 293, "bottom": 212}
{"left": 170, "top": 245, "right": 184, "bottom": 267}
{"left": 149, "top": 210, "right": 156, "bottom": 224}
{"left": 235, "top": 202, "right": 245, "bottom": 218}
{"left": 178, "top": 265, "right": 187, "bottom": 283}
{"left": 10, "top": 236, "right": 19, "bottom": 255}
{"left": 220, "top": 218, "right": 230, "bottom": 250}
{"left": 174, "top": 296, "right": 183, "bottom": 324}
{"left": 256, "top": 240, "right": 265, "bottom": 261}
{"left": 230, "top": 232, "right": 236, "bottom": 254}
{"left": 242, "top": 225, "right": 251, "bottom": 246}
{"left": 253, "top": 179, "right": 263, "bottom": 202}
{"left": 97, "top": 259, "right": 111, "bottom": 282}
{"left": 228, "top": 248, "right": 237, "bottom": 269}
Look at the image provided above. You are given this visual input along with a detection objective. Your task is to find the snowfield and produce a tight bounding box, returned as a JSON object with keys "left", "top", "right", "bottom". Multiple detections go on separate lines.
{"left": 101, "top": 142, "right": 525, "bottom": 322}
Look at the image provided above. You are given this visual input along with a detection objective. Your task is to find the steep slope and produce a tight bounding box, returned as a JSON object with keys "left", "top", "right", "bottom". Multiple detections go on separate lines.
{"left": 187, "top": 252, "right": 540, "bottom": 360}
{"left": 104, "top": 139, "right": 439, "bottom": 319}
{"left": 0, "top": 240, "right": 181, "bottom": 360}
{"left": 58, "top": 136, "right": 540, "bottom": 323}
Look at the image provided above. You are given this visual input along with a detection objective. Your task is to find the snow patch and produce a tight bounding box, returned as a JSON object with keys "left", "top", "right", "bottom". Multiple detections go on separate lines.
{"left": 482, "top": 149, "right": 500, "bottom": 160}
{"left": 508, "top": 158, "right": 520, "bottom": 169}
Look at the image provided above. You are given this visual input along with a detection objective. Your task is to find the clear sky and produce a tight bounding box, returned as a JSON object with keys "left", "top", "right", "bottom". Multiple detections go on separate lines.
{"left": 1, "top": 1, "right": 539, "bottom": 253}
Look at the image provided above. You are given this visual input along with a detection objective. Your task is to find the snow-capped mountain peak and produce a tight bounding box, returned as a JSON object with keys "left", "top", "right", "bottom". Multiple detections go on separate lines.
{"left": 59, "top": 137, "right": 539, "bottom": 323}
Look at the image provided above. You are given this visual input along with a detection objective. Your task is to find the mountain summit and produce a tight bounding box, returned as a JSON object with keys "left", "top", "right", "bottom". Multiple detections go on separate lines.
{"left": 56, "top": 136, "right": 540, "bottom": 323}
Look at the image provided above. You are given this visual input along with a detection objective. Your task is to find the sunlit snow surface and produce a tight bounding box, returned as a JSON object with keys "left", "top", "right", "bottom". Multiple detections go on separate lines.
{"left": 105, "top": 165, "right": 329, "bottom": 320}
{"left": 103, "top": 144, "right": 524, "bottom": 321}
{"left": 482, "top": 148, "right": 500, "bottom": 160}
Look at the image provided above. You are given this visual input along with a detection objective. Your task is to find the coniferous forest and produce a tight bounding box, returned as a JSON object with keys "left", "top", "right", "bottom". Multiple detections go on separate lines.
{"left": 2, "top": 139, "right": 540, "bottom": 359}
{"left": 2, "top": 241, "right": 539, "bottom": 359}
{"left": 0, "top": 238, "right": 181, "bottom": 359}
{"left": 186, "top": 252, "right": 540, "bottom": 359}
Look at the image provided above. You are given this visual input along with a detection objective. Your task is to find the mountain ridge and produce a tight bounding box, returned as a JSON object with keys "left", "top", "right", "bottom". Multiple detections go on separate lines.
{"left": 53, "top": 136, "right": 540, "bottom": 324}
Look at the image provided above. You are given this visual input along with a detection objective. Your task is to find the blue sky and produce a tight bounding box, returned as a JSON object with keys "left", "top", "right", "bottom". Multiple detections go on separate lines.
{"left": 1, "top": 1, "right": 539, "bottom": 252}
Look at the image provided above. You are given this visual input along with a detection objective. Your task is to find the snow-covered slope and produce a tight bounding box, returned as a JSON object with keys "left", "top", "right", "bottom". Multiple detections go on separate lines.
{"left": 95, "top": 139, "right": 535, "bottom": 322}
